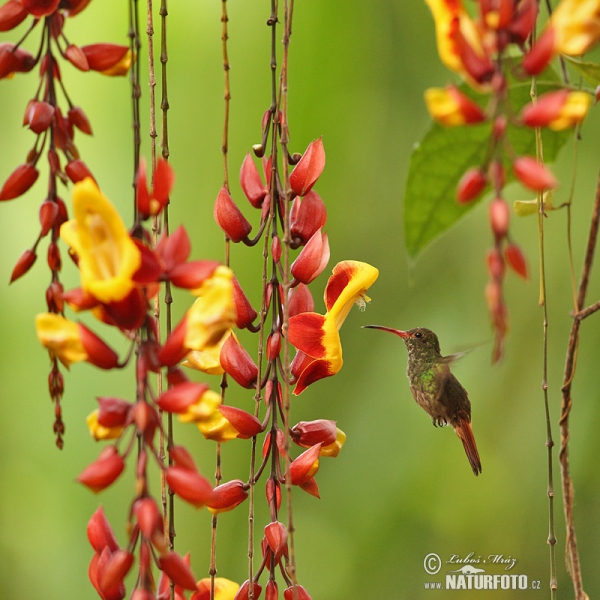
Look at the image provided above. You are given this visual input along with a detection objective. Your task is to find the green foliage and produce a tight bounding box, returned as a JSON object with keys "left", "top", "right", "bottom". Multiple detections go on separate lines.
{"left": 563, "top": 56, "right": 600, "bottom": 86}
{"left": 404, "top": 75, "right": 571, "bottom": 258}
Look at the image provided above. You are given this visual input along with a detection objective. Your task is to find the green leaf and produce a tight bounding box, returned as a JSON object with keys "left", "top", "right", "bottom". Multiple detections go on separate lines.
{"left": 404, "top": 76, "right": 571, "bottom": 258}
{"left": 562, "top": 56, "right": 600, "bottom": 87}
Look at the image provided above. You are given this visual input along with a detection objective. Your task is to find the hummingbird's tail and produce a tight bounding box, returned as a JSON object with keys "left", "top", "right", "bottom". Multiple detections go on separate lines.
{"left": 453, "top": 419, "right": 482, "bottom": 476}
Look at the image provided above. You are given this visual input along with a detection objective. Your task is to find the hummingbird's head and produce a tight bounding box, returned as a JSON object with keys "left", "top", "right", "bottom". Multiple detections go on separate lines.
{"left": 362, "top": 325, "right": 442, "bottom": 358}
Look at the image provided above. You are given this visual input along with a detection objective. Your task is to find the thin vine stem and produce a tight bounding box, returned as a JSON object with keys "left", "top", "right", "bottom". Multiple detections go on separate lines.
{"left": 558, "top": 168, "right": 600, "bottom": 600}
{"left": 531, "top": 80, "right": 557, "bottom": 598}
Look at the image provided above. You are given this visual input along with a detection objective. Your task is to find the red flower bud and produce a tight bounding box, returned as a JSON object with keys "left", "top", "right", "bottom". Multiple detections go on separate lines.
{"left": 291, "top": 419, "right": 337, "bottom": 447}
{"left": 39, "top": 199, "right": 59, "bottom": 236}
{"left": 97, "top": 396, "right": 131, "bottom": 428}
{"left": 232, "top": 276, "right": 257, "bottom": 328}
{"left": 77, "top": 446, "right": 125, "bottom": 493}
{"left": 504, "top": 242, "right": 528, "bottom": 279}
{"left": 266, "top": 478, "right": 281, "bottom": 511}
{"left": 166, "top": 466, "right": 213, "bottom": 508}
{"left": 0, "top": 42, "right": 34, "bottom": 78}
{"left": 508, "top": 0, "right": 538, "bottom": 44}
{"left": 134, "top": 497, "right": 163, "bottom": 540}
{"left": 156, "top": 381, "right": 209, "bottom": 413}
{"left": 290, "top": 229, "right": 330, "bottom": 284}
{"left": 65, "top": 44, "right": 89, "bottom": 71}
{"left": 0, "top": 163, "right": 39, "bottom": 200}
{"left": 288, "top": 283, "right": 314, "bottom": 316}
{"left": 99, "top": 550, "right": 134, "bottom": 594}
{"left": 267, "top": 331, "right": 281, "bottom": 362}
{"left": 489, "top": 198, "right": 510, "bottom": 239}
{"left": 81, "top": 43, "right": 129, "bottom": 72}
{"left": 240, "top": 152, "right": 267, "bottom": 208}
{"left": 264, "top": 521, "right": 288, "bottom": 558}
{"left": 265, "top": 580, "right": 278, "bottom": 600}
{"left": 289, "top": 138, "right": 326, "bottom": 196}
{"left": 87, "top": 506, "right": 119, "bottom": 552}
{"left": 0, "top": 0, "right": 28, "bottom": 31}
{"left": 513, "top": 156, "right": 558, "bottom": 191}
{"left": 22, "top": 0, "right": 60, "bottom": 17}
{"left": 78, "top": 323, "right": 119, "bottom": 369}
{"left": 218, "top": 405, "right": 263, "bottom": 438}
{"left": 283, "top": 585, "right": 312, "bottom": 600}
{"left": 133, "top": 401, "right": 160, "bottom": 442}
{"left": 207, "top": 479, "right": 249, "bottom": 513}
{"left": 457, "top": 168, "right": 487, "bottom": 204}
{"left": 170, "top": 445, "right": 197, "bottom": 471}
{"left": 521, "top": 89, "right": 570, "bottom": 128}
{"left": 289, "top": 444, "right": 321, "bottom": 486}
{"left": 486, "top": 248, "right": 505, "bottom": 281}
{"left": 47, "top": 240, "right": 61, "bottom": 271}
{"left": 290, "top": 191, "right": 327, "bottom": 245}
{"left": 214, "top": 186, "right": 252, "bottom": 242}
{"left": 220, "top": 334, "right": 258, "bottom": 388}
{"left": 158, "top": 316, "right": 188, "bottom": 367}
{"left": 234, "top": 581, "right": 263, "bottom": 600}
{"left": 68, "top": 105, "right": 92, "bottom": 134}
{"left": 157, "top": 551, "right": 198, "bottom": 591}
{"left": 522, "top": 27, "right": 555, "bottom": 76}
{"left": 27, "top": 101, "right": 55, "bottom": 134}
{"left": 65, "top": 159, "right": 95, "bottom": 184}
{"left": 169, "top": 260, "right": 220, "bottom": 289}
{"left": 271, "top": 235, "right": 282, "bottom": 263}
{"left": 10, "top": 249, "right": 36, "bottom": 283}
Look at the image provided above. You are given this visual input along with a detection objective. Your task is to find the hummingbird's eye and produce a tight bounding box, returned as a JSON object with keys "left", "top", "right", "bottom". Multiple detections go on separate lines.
{"left": 414, "top": 331, "right": 422, "bottom": 338}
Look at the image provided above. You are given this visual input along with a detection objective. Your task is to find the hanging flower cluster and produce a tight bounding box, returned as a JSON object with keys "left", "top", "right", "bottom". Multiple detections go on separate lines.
{"left": 0, "top": 0, "right": 131, "bottom": 445}
{"left": 423, "top": 0, "right": 597, "bottom": 361}
{"left": 34, "top": 161, "right": 250, "bottom": 598}
{"left": 209, "top": 124, "right": 378, "bottom": 598}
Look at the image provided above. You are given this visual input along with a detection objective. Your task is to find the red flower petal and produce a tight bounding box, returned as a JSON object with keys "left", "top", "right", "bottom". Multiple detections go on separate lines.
{"left": 289, "top": 138, "right": 326, "bottom": 196}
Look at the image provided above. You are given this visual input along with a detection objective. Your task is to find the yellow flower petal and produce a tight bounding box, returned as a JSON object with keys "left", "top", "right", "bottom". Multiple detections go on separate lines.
{"left": 319, "top": 428, "right": 347, "bottom": 457}
{"left": 86, "top": 409, "right": 123, "bottom": 441}
{"left": 35, "top": 313, "right": 88, "bottom": 368}
{"left": 61, "top": 178, "right": 141, "bottom": 303}
{"left": 552, "top": 0, "right": 600, "bottom": 55}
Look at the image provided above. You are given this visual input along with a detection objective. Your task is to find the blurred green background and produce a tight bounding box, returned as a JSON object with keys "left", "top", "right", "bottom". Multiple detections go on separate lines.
{"left": 1, "top": 1, "right": 600, "bottom": 598}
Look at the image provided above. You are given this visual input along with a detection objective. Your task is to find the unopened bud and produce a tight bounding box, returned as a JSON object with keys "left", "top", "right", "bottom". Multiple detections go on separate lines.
{"left": 513, "top": 156, "right": 558, "bottom": 191}
{"left": 10, "top": 249, "right": 36, "bottom": 283}
{"left": 0, "top": 163, "right": 39, "bottom": 200}
{"left": 220, "top": 334, "right": 258, "bottom": 388}
{"left": 77, "top": 446, "right": 125, "bottom": 493}
{"left": 504, "top": 242, "right": 528, "bottom": 279}
{"left": 456, "top": 168, "right": 487, "bottom": 204}
{"left": 289, "top": 137, "right": 326, "bottom": 197}
{"left": 489, "top": 198, "right": 510, "bottom": 239}
{"left": 240, "top": 152, "right": 267, "bottom": 208}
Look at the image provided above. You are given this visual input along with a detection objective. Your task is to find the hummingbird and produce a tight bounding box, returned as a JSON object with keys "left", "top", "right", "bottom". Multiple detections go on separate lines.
{"left": 363, "top": 325, "right": 482, "bottom": 476}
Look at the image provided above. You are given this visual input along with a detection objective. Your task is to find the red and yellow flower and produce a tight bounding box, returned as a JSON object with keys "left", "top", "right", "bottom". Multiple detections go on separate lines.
{"left": 288, "top": 260, "right": 378, "bottom": 394}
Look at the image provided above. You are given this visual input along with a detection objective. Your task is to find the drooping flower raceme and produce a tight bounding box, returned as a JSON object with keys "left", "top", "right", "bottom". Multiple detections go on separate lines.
{"left": 288, "top": 260, "right": 379, "bottom": 394}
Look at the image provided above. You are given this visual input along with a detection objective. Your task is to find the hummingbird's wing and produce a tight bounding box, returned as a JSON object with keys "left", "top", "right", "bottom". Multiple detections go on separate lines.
{"left": 440, "top": 350, "right": 470, "bottom": 365}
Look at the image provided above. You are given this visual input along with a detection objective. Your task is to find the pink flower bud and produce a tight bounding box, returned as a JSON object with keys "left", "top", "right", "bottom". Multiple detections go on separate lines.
{"left": 166, "top": 466, "right": 213, "bottom": 508}
{"left": 489, "top": 198, "right": 510, "bottom": 239}
{"left": 220, "top": 334, "right": 258, "bottom": 388}
{"left": 157, "top": 551, "right": 198, "bottom": 591}
{"left": 10, "top": 249, "right": 36, "bottom": 283}
{"left": 456, "top": 168, "right": 487, "bottom": 204}
{"left": 289, "top": 138, "right": 325, "bottom": 196}
{"left": 513, "top": 156, "right": 558, "bottom": 191}
{"left": 240, "top": 152, "right": 267, "bottom": 208}
{"left": 504, "top": 242, "right": 528, "bottom": 279}
{"left": 0, "top": 163, "right": 39, "bottom": 200}
{"left": 77, "top": 446, "right": 125, "bottom": 493}
{"left": 214, "top": 186, "right": 252, "bottom": 242}
{"left": 218, "top": 405, "right": 262, "bottom": 438}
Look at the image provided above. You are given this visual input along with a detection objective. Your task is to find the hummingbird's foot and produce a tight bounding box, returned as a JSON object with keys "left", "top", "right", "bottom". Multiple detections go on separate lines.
{"left": 431, "top": 418, "right": 448, "bottom": 427}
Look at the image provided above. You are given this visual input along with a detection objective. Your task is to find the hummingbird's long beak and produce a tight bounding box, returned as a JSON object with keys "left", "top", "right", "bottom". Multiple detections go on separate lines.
{"left": 362, "top": 325, "right": 409, "bottom": 338}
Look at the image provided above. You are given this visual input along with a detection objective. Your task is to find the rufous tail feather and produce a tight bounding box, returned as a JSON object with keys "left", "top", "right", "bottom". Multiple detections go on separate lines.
{"left": 454, "top": 419, "right": 482, "bottom": 476}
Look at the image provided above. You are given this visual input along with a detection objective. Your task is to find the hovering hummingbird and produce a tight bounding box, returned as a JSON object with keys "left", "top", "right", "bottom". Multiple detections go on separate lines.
{"left": 363, "top": 325, "right": 482, "bottom": 476}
